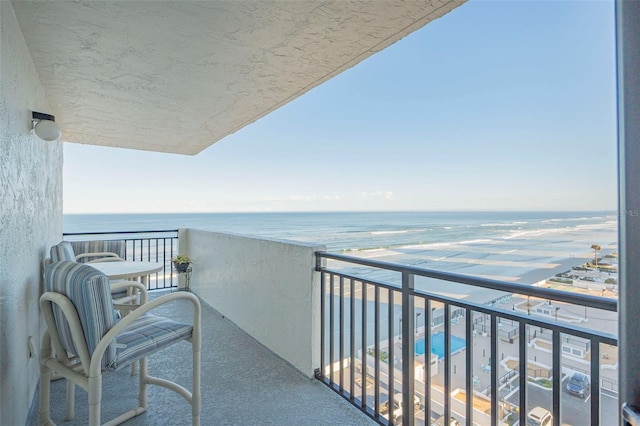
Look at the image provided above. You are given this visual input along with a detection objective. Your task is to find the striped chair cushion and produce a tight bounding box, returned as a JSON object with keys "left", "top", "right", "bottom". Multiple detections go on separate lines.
{"left": 71, "top": 240, "right": 126, "bottom": 263}
{"left": 108, "top": 314, "right": 193, "bottom": 371}
{"left": 50, "top": 241, "right": 76, "bottom": 262}
{"left": 44, "top": 261, "right": 118, "bottom": 370}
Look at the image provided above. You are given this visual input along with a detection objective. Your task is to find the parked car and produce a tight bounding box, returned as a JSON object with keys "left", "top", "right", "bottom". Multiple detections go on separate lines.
{"left": 527, "top": 406, "right": 552, "bottom": 426}
{"left": 380, "top": 394, "right": 420, "bottom": 424}
{"left": 431, "top": 414, "right": 461, "bottom": 426}
{"left": 566, "top": 372, "right": 591, "bottom": 398}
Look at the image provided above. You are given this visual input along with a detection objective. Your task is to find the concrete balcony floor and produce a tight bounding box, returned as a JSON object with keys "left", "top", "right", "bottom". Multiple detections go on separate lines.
{"left": 28, "top": 290, "right": 374, "bottom": 425}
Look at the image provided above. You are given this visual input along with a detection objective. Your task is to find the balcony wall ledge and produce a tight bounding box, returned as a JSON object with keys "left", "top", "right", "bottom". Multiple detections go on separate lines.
{"left": 180, "top": 228, "right": 325, "bottom": 378}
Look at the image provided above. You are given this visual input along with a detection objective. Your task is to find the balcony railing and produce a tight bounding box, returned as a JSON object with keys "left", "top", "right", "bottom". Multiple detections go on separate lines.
{"left": 316, "top": 252, "right": 618, "bottom": 426}
{"left": 63, "top": 230, "right": 179, "bottom": 290}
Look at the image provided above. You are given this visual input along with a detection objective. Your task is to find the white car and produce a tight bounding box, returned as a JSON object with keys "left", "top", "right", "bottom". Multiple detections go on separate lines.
{"left": 380, "top": 394, "right": 421, "bottom": 424}
{"left": 527, "top": 406, "right": 552, "bottom": 426}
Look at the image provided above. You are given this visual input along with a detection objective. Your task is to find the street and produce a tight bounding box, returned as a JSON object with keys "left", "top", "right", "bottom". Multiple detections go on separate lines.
{"left": 507, "top": 378, "right": 619, "bottom": 425}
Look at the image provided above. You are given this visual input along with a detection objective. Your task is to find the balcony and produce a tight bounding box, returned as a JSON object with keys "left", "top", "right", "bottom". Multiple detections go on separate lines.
{"left": 31, "top": 229, "right": 618, "bottom": 425}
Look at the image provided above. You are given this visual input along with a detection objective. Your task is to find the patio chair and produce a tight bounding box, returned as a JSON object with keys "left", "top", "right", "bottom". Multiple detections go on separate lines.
{"left": 71, "top": 240, "right": 126, "bottom": 263}
{"left": 40, "top": 258, "right": 148, "bottom": 419}
{"left": 50, "top": 240, "right": 126, "bottom": 263}
{"left": 48, "top": 241, "right": 137, "bottom": 306}
{"left": 39, "top": 261, "right": 201, "bottom": 426}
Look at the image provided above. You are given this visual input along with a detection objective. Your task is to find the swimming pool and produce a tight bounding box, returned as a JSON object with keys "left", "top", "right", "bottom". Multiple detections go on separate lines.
{"left": 415, "top": 332, "right": 466, "bottom": 359}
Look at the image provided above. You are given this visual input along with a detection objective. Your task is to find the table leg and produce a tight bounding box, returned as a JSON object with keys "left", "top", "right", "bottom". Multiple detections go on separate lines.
{"left": 129, "top": 274, "right": 149, "bottom": 376}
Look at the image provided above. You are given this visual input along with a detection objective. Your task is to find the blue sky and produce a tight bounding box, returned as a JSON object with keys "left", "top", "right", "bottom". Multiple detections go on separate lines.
{"left": 64, "top": 0, "right": 617, "bottom": 214}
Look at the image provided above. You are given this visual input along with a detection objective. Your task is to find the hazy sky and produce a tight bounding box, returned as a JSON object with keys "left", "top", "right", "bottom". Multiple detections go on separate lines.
{"left": 63, "top": 0, "right": 617, "bottom": 214}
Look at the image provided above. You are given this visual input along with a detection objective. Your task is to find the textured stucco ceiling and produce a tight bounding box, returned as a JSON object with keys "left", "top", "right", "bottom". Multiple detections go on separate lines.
{"left": 13, "top": 1, "right": 464, "bottom": 155}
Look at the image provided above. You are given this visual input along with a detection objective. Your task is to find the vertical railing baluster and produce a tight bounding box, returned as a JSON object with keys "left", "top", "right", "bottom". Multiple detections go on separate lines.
{"left": 552, "top": 330, "right": 561, "bottom": 426}
{"left": 425, "top": 298, "right": 432, "bottom": 426}
{"left": 466, "top": 307, "right": 473, "bottom": 426}
{"left": 170, "top": 238, "right": 175, "bottom": 287}
{"left": 172, "top": 234, "right": 177, "bottom": 287}
{"left": 444, "top": 303, "right": 451, "bottom": 425}
{"left": 401, "top": 271, "right": 415, "bottom": 425}
{"left": 491, "top": 314, "right": 498, "bottom": 426}
{"left": 149, "top": 238, "right": 154, "bottom": 288}
{"left": 388, "top": 289, "right": 395, "bottom": 422}
{"left": 166, "top": 238, "right": 171, "bottom": 288}
{"left": 320, "top": 270, "right": 325, "bottom": 383}
{"left": 591, "top": 339, "right": 600, "bottom": 425}
{"left": 374, "top": 285, "right": 380, "bottom": 420}
{"left": 519, "top": 321, "right": 527, "bottom": 426}
{"left": 361, "top": 281, "right": 368, "bottom": 411}
{"left": 339, "top": 276, "right": 345, "bottom": 392}
{"left": 174, "top": 236, "right": 178, "bottom": 288}
{"left": 152, "top": 238, "right": 157, "bottom": 288}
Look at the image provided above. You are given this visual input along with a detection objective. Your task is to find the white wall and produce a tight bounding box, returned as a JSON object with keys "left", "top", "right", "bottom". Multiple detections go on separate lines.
{"left": 0, "top": 2, "right": 63, "bottom": 424}
{"left": 180, "top": 229, "right": 325, "bottom": 377}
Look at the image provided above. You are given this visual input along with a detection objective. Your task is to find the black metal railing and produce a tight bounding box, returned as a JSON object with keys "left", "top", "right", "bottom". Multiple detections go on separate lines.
{"left": 63, "top": 230, "right": 179, "bottom": 290}
{"left": 316, "top": 251, "right": 618, "bottom": 426}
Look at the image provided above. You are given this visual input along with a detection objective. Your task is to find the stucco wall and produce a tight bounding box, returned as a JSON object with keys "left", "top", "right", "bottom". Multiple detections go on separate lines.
{"left": 181, "top": 229, "right": 324, "bottom": 377}
{"left": 0, "top": 2, "right": 63, "bottom": 424}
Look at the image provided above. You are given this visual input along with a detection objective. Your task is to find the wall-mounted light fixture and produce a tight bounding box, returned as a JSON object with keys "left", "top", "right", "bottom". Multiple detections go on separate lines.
{"left": 32, "top": 111, "right": 62, "bottom": 141}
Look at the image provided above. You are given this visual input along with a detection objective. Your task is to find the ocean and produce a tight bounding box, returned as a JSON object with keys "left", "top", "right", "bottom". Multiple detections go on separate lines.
{"left": 64, "top": 211, "right": 618, "bottom": 286}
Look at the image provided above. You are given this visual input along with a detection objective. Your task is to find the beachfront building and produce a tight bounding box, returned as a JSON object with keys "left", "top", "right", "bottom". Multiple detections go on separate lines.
{"left": 2, "top": 1, "right": 640, "bottom": 425}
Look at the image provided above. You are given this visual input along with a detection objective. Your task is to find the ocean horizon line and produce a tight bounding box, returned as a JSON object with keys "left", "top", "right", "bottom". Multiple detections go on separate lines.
{"left": 63, "top": 209, "right": 617, "bottom": 216}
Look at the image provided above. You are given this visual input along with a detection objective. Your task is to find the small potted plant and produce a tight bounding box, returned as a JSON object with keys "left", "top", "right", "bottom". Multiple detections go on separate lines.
{"left": 172, "top": 254, "right": 192, "bottom": 273}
